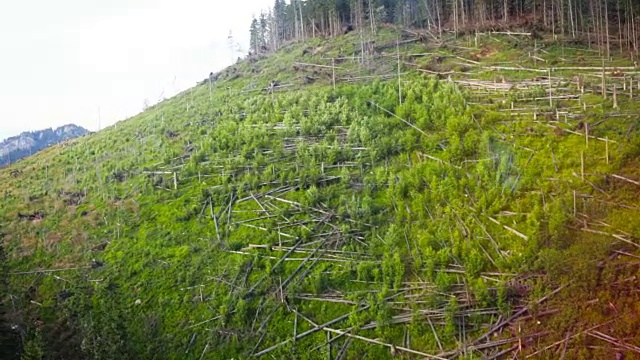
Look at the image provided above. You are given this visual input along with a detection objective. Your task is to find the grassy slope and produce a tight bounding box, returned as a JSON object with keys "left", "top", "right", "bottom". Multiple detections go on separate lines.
{"left": 2, "top": 28, "right": 640, "bottom": 359}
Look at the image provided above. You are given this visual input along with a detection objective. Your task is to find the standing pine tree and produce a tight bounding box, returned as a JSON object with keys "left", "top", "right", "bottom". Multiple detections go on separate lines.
{"left": 259, "top": 12, "right": 269, "bottom": 51}
{"left": 273, "top": 0, "right": 287, "bottom": 47}
{"left": 249, "top": 17, "right": 260, "bottom": 54}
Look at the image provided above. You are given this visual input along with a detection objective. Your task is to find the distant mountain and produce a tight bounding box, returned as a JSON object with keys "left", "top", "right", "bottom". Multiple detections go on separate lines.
{"left": 0, "top": 124, "right": 89, "bottom": 167}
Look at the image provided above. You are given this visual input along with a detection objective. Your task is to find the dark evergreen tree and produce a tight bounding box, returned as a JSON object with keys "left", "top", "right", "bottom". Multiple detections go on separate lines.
{"left": 249, "top": 17, "right": 260, "bottom": 54}
{"left": 259, "top": 12, "right": 269, "bottom": 50}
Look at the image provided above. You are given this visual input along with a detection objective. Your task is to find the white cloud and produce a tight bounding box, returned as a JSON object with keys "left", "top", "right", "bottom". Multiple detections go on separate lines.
{"left": 0, "top": 0, "right": 272, "bottom": 139}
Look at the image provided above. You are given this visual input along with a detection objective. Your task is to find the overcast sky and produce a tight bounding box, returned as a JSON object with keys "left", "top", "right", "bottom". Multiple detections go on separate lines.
{"left": 0, "top": 0, "right": 273, "bottom": 140}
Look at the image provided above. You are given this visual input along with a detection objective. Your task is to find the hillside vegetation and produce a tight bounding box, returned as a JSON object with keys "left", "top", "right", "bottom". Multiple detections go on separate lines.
{"left": 2, "top": 26, "right": 640, "bottom": 359}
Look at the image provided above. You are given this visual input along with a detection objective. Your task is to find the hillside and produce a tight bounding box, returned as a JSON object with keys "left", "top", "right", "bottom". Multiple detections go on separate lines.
{"left": 2, "top": 27, "right": 640, "bottom": 360}
{"left": 0, "top": 125, "right": 89, "bottom": 168}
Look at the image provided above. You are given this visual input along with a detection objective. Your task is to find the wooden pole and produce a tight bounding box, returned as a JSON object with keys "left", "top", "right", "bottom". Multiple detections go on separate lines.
{"left": 602, "top": 61, "right": 607, "bottom": 99}
{"left": 293, "top": 311, "right": 298, "bottom": 340}
{"left": 332, "top": 58, "right": 336, "bottom": 90}
{"left": 199, "top": 343, "right": 209, "bottom": 360}
{"left": 581, "top": 151, "right": 585, "bottom": 180}
{"left": 173, "top": 172, "right": 178, "bottom": 190}
{"left": 606, "top": 137, "right": 610, "bottom": 164}
{"left": 209, "top": 199, "right": 221, "bottom": 243}
{"left": 548, "top": 69, "right": 553, "bottom": 108}
{"left": 585, "top": 123, "right": 589, "bottom": 148}
{"left": 397, "top": 38, "right": 402, "bottom": 105}
{"left": 612, "top": 174, "right": 640, "bottom": 186}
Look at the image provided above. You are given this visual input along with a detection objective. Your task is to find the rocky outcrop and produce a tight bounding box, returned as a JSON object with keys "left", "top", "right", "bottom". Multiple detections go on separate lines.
{"left": 0, "top": 124, "right": 89, "bottom": 167}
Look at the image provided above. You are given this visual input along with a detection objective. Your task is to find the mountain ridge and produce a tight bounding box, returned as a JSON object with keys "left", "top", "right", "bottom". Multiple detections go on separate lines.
{"left": 0, "top": 124, "right": 89, "bottom": 168}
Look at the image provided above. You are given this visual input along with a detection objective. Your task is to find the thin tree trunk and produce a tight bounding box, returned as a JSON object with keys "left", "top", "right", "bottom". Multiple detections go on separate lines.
{"left": 299, "top": 0, "right": 305, "bottom": 39}
{"left": 605, "top": 0, "right": 611, "bottom": 59}
{"left": 569, "top": 0, "right": 576, "bottom": 37}
{"left": 618, "top": 0, "right": 623, "bottom": 53}
{"left": 504, "top": 0, "right": 509, "bottom": 23}
{"left": 369, "top": 0, "right": 376, "bottom": 34}
{"left": 560, "top": 0, "right": 565, "bottom": 36}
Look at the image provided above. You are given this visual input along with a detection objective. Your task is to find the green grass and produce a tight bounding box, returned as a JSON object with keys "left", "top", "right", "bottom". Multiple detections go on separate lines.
{"left": 2, "top": 28, "right": 640, "bottom": 359}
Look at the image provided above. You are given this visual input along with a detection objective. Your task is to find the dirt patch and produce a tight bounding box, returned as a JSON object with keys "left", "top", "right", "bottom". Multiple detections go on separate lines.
{"left": 44, "top": 232, "right": 63, "bottom": 251}
{"left": 17, "top": 210, "right": 45, "bottom": 222}
{"left": 61, "top": 191, "right": 85, "bottom": 206}
{"left": 470, "top": 45, "right": 498, "bottom": 61}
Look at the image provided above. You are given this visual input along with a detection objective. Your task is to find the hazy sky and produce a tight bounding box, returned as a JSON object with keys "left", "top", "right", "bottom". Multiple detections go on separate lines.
{"left": 0, "top": 0, "right": 273, "bottom": 140}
